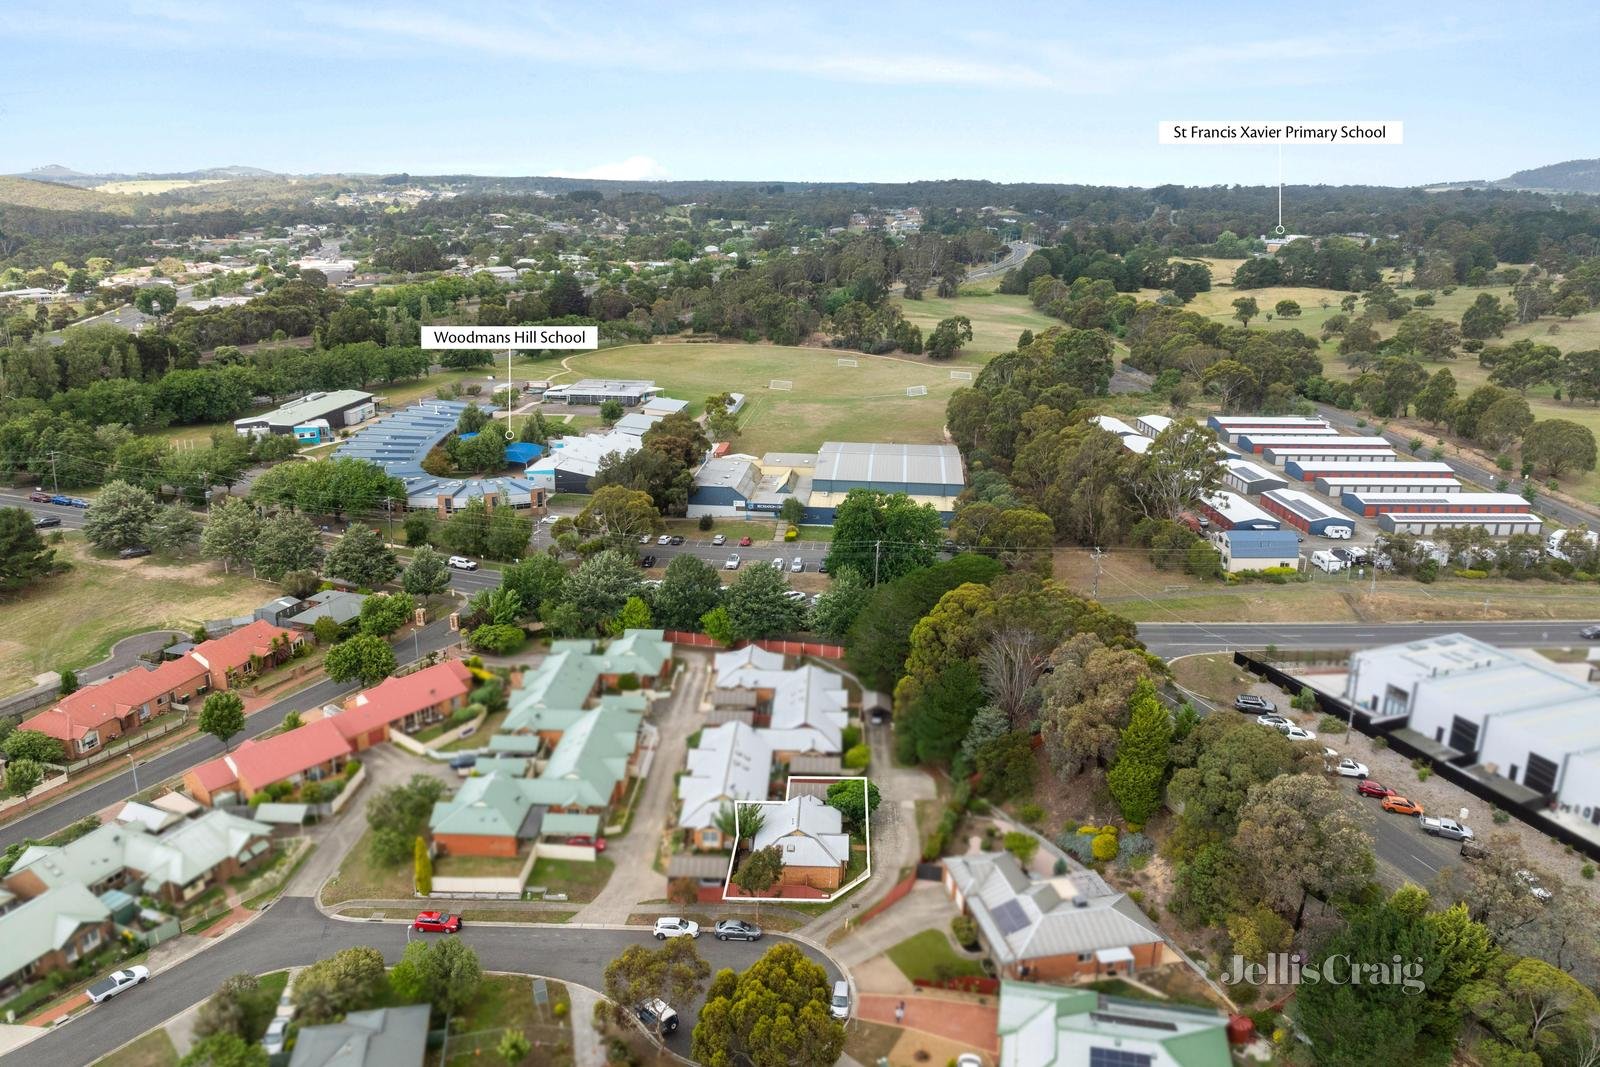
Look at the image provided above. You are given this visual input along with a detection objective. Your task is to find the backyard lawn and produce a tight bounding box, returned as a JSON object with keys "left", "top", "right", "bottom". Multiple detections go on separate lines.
{"left": 321, "top": 827, "right": 416, "bottom": 904}
{"left": 561, "top": 343, "right": 973, "bottom": 455}
{"left": 525, "top": 856, "right": 615, "bottom": 902}
{"left": 0, "top": 537, "right": 270, "bottom": 696}
{"left": 885, "top": 929, "right": 986, "bottom": 984}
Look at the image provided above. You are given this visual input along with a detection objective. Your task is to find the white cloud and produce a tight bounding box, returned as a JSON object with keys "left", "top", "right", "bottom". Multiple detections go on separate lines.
{"left": 553, "top": 156, "right": 669, "bottom": 181}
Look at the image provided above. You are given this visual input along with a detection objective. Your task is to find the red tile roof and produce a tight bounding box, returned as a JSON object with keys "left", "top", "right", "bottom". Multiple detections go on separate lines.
{"left": 191, "top": 620, "right": 298, "bottom": 674}
{"left": 223, "top": 717, "right": 352, "bottom": 793}
{"left": 188, "top": 753, "right": 240, "bottom": 794}
{"left": 22, "top": 657, "right": 208, "bottom": 741}
{"left": 331, "top": 660, "right": 473, "bottom": 740}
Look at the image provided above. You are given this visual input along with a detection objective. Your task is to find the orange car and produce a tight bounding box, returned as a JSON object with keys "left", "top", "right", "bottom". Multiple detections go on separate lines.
{"left": 1382, "top": 795, "right": 1424, "bottom": 816}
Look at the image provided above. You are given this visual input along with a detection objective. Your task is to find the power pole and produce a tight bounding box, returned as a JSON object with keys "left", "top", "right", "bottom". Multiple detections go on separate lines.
{"left": 873, "top": 540, "right": 882, "bottom": 586}
{"left": 1091, "top": 547, "right": 1104, "bottom": 599}
{"left": 47, "top": 450, "right": 59, "bottom": 493}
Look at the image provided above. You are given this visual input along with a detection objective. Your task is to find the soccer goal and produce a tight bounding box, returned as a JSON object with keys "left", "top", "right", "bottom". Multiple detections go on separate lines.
{"left": 906, "top": 385, "right": 929, "bottom": 398}
{"left": 769, "top": 379, "right": 793, "bottom": 391}
{"left": 949, "top": 369, "right": 973, "bottom": 381}
{"left": 836, "top": 357, "right": 859, "bottom": 368}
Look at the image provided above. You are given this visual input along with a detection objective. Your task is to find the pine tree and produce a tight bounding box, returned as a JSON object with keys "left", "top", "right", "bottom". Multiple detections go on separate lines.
{"left": 1106, "top": 677, "right": 1172, "bottom": 824}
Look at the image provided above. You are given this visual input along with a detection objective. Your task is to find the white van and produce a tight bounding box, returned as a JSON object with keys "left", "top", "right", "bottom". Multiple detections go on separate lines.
{"left": 829, "top": 980, "right": 850, "bottom": 1020}
{"left": 1311, "top": 549, "right": 1346, "bottom": 574}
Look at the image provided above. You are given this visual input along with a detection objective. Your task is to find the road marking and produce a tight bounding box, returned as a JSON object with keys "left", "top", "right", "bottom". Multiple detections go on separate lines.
{"left": 1408, "top": 853, "right": 1439, "bottom": 873}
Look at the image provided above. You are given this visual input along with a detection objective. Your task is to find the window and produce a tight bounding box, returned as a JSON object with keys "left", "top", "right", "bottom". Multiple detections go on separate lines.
{"left": 1380, "top": 685, "right": 1409, "bottom": 717}
{"left": 1078, "top": 952, "right": 1093, "bottom": 962}
{"left": 81, "top": 731, "right": 100, "bottom": 751}
{"left": 81, "top": 927, "right": 102, "bottom": 952}
{"left": 1524, "top": 754, "right": 1559, "bottom": 796}
{"left": 1089, "top": 1050, "right": 1153, "bottom": 1067}
{"left": 703, "top": 830, "right": 720, "bottom": 846}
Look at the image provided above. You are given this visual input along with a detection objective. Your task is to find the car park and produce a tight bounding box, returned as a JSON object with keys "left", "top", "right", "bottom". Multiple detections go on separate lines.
{"left": 724, "top": 554, "right": 740, "bottom": 570}
{"left": 790, "top": 556, "right": 804, "bottom": 572}
{"left": 712, "top": 533, "right": 727, "bottom": 545}
{"left": 413, "top": 911, "right": 463, "bottom": 933}
{"left": 33, "top": 515, "right": 61, "bottom": 528}
{"left": 714, "top": 918, "right": 763, "bottom": 941}
{"left": 1356, "top": 779, "right": 1394, "bottom": 798}
{"left": 262, "top": 1016, "right": 290, "bottom": 1055}
{"left": 117, "top": 546, "right": 151, "bottom": 559}
{"left": 447, "top": 556, "right": 478, "bottom": 570}
{"left": 653, "top": 917, "right": 700, "bottom": 940}
{"left": 87, "top": 966, "right": 149, "bottom": 1004}
{"left": 1234, "top": 694, "right": 1276, "bottom": 713}
{"left": 637, "top": 998, "right": 680, "bottom": 1034}
{"left": 1381, "top": 795, "right": 1424, "bottom": 816}
{"left": 1334, "top": 758, "right": 1369, "bottom": 778}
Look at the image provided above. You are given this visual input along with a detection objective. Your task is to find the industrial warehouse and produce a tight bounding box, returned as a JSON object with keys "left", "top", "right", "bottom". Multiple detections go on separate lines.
{"left": 689, "top": 441, "right": 966, "bottom": 524}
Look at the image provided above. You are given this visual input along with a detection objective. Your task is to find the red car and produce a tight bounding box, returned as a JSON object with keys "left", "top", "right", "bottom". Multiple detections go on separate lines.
{"left": 566, "top": 835, "right": 607, "bottom": 853}
{"left": 1356, "top": 779, "right": 1394, "bottom": 798}
{"left": 413, "top": 911, "right": 462, "bottom": 933}
{"left": 738, "top": 535, "right": 752, "bottom": 546}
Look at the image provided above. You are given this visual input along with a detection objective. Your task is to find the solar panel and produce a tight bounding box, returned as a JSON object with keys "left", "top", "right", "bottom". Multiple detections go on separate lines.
{"left": 991, "top": 898, "right": 1030, "bottom": 936}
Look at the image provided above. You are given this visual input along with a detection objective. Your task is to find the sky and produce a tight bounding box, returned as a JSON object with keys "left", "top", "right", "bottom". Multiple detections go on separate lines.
{"left": 3, "top": 0, "right": 1596, "bottom": 188}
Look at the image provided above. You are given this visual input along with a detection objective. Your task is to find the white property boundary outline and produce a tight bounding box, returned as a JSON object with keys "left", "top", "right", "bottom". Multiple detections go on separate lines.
{"left": 721, "top": 775, "right": 873, "bottom": 904}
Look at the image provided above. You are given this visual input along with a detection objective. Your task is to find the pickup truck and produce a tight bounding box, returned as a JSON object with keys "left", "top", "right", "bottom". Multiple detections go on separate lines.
{"left": 1420, "top": 816, "right": 1474, "bottom": 841}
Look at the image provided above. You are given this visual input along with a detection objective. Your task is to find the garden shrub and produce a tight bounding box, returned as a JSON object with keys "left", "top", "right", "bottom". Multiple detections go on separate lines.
{"left": 1091, "top": 833, "right": 1119, "bottom": 862}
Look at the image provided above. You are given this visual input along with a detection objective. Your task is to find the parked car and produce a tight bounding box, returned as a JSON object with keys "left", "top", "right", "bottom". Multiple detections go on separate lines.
{"left": 33, "top": 515, "right": 61, "bottom": 528}
{"left": 712, "top": 533, "right": 727, "bottom": 545}
{"left": 638, "top": 534, "right": 653, "bottom": 544}
{"left": 724, "top": 554, "right": 741, "bottom": 570}
{"left": 1356, "top": 779, "right": 1394, "bottom": 798}
{"left": 652, "top": 917, "right": 700, "bottom": 940}
{"left": 1381, "top": 795, "right": 1424, "bottom": 816}
{"left": 1420, "top": 817, "right": 1474, "bottom": 841}
{"left": 1234, "top": 694, "right": 1276, "bottom": 713}
{"left": 49, "top": 494, "right": 73, "bottom": 506}
{"left": 669, "top": 535, "right": 685, "bottom": 545}
{"left": 1581, "top": 624, "right": 1600, "bottom": 640}
{"left": 738, "top": 535, "right": 752, "bottom": 546}
{"left": 818, "top": 560, "right": 828, "bottom": 573}
{"left": 790, "top": 556, "right": 804, "bottom": 572}
{"left": 262, "top": 1016, "right": 290, "bottom": 1055}
{"left": 637, "top": 998, "right": 680, "bottom": 1035}
{"left": 413, "top": 911, "right": 463, "bottom": 933}
{"left": 449, "top": 754, "right": 477, "bottom": 777}
{"left": 1256, "top": 713, "right": 1291, "bottom": 728}
{"left": 117, "top": 546, "right": 151, "bottom": 559}
{"left": 829, "top": 979, "right": 851, "bottom": 1020}
{"left": 27, "top": 490, "right": 51, "bottom": 503}
{"left": 782, "top": 589, "right": 807, "bottom": 602}
{"left": 565, "top": 835, "right": 606, "bottom": 852}
{"left": 447, "top": 556, "right": 478, "bottom": 570}
{"left": 1516, "top": 869, "right": 1553, "bottom": 902}
{"left": 714, "top": 919, "right": 763, "bottom": 941}
{"left": 772, "top": 555, "right": 785, "bottom": 569}
{"left": 657, "top": 534, "right": 672, "bottom": 545}
{"left": 539, "top": 514, "right": 561, "bottom": 525}
{"left": 67, "top": 497, "right": 90, "bottom": 508}
{"left": 87, "top": 966, "right": 149, "bottom": 1004}
{"left": 1280, "top": 724, "right": 1317, "bottom": 742}
{"left": 955, "top": 1056, "right": 983, "bottom": 1067}
{"left": 640, "top": 554, "right": 657, "bottom": 568}
{"left": 1334, "top": 758, "right": 1370, "bottom": 778}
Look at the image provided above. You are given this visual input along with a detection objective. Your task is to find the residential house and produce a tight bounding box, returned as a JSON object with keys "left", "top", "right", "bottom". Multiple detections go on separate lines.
{"left": 320, "top": 660, "right": 473, "bottom": 750}
{"left": 0, "top": 884, "right": 113, "bottom": 995}
{"left": 190, "top": 619, "right": 304, "bottom": 691}
{"left": 4, "top": 811, "right": 273, "bottom": 907}
{"left": 997, "top": 981, "right": 1231, "bottom": 1067}
{"left": 183, "top": 717, "right": 353, "bottom": 805}
{"left": 678, "top": 722, "right": 772, "bottom": 851}
{"left": 748, "top": 794, "right": 851, "bottom": 891}
{"left": 288, "top": 1005, "right": 430, "bottom": 1067}
{"left": 589, "top": 629, "right": 673, "bottom": 689}
{"left": 285, "top": 589, "right": 368, "bottom": 631}
{"left": 711, "top": 649, "right": 850, "bottom": 758}
{"left": 428, "top": 773, "right": 601, "bottom": 858}
{"left": 516, "top": 703, "right": 644, "bottom": 812}
{"left": 20, "top": 657, "right": 209, "bottom": 759}
{"left": 943, "top": 852, "right": 1169, "bottom": 981}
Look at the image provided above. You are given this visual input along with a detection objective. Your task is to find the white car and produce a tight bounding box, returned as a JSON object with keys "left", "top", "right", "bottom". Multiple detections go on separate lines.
{"left": 772, "top": 556, "right": 785, "bottom": 569}
{"left": 790, "top": 556, "right": 804, "bottom": 572}
{"left": 538, "top": 514, "right": 560, "bottom": 525}
{"left": 1281, "top": 725, "right": 1318, "bottom": 742}
{"left": 653, "top": 917, "right": 700, "bottom": 940}
{"left": 783, "top": 589, "right": 808, "bottom": 602}
{"left": 262, "top": 1016, "right": 290, "bottom": 1055}
{"left": 86, "top": 966, "right": 149, "bottom": 1004}
{"left": 711, "top": 533, "right": 727, "bottom": 545}
{"left": 447, "top": 556, "right": 478, "bottom": 570}
{"left": 1335, "top": 758, "right": 1369, "bottom": 778}
{"left": 1256, "top": 713, "right": 1291, "bottom": 729}
{"left": 657, "top": 534, "right": 672, "bottom": 545}
{"left": 639, "top": 533, "right": 653, "bottom": 544}
{"left": 724, "top": 554, "right": 741, "bottom": 570}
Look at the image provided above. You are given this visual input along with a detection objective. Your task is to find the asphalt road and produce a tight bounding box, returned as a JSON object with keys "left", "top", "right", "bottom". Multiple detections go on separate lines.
{"left": 0, "top": 491, "right": 88, "bottom": 529}
{"left": 1137, "top": 619, "right": 1600, "bottom": 657}
{"left": 1315, "top": 403, "right": 1600, "bottom": 530}
{"left": 966, "top": 240, "right": 1037, "bottom": 281}
{"left": 9, "top": 899, "right": 840, "bottom": 1067}
{"left": 0, "top": 620, "right": 463, "bottom": 851}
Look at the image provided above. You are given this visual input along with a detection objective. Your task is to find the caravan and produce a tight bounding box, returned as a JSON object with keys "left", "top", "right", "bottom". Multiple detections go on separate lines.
{"left": 1311, "top": 549, "right": 1348, "bottom": 574}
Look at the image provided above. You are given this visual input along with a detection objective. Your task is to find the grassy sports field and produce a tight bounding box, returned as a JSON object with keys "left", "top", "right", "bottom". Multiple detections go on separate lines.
{"left": 559, "top": 342, "right": 973, "bottom": 454}
{"left": 892, "top": 287, "right": 1058, "bottom": 357}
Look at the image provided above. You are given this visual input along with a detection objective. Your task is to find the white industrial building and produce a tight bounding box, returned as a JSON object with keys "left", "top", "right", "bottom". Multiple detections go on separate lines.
{"left": 1091, "top": 415, "right": 1140, "bottom": 438}
{"left": 1264, "top": 444, "right": 1399, "bottom": 467}
{"left": 1196, "top": 490, "right": 1280, "bottom": 531}
{"left": 1346, "top": 634, "right": 1600, "bottom": 832}
{"left": 233, "top": 389, "right": 376, "bottom": 440}
{"left": 1313, "top": 475, "right": 1462, "bottom": 498}
{"left": 525, "top": 431, "right": 641, "bottom": 493}
{"left": 1376, "top": 511, "right": 1543, "bottom": 537}
{"left": 1135, "top": 413, "right": 1173, "bottom": 438}
{"left": 1223, "top": 458, "right": 1287, "bottom": 496}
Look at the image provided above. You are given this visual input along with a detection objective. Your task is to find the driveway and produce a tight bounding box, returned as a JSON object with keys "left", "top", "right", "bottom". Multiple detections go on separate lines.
{"left": 8, "top": 899, "right": 841, "bottom": 1067}
{"left": 575, "top": 653, "right": 709, "bottom": 923}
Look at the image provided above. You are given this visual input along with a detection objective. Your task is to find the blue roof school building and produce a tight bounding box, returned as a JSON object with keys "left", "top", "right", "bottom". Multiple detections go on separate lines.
{"left": 688, "top": 441, "right": 966, "bottom": 525}
{"left": 333, "top": 400, "right": 547, "bottom": 515}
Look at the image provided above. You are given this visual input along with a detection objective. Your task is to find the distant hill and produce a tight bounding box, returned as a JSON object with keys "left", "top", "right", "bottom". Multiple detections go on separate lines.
{"left": 6, "top": 164, "right": 278, "bottom": 189}
{"left": 1493, "top": 158, "right": 1600, "bottom": 194}
{"left": 0, "top": 176, "right": 126, "bottom": 210}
